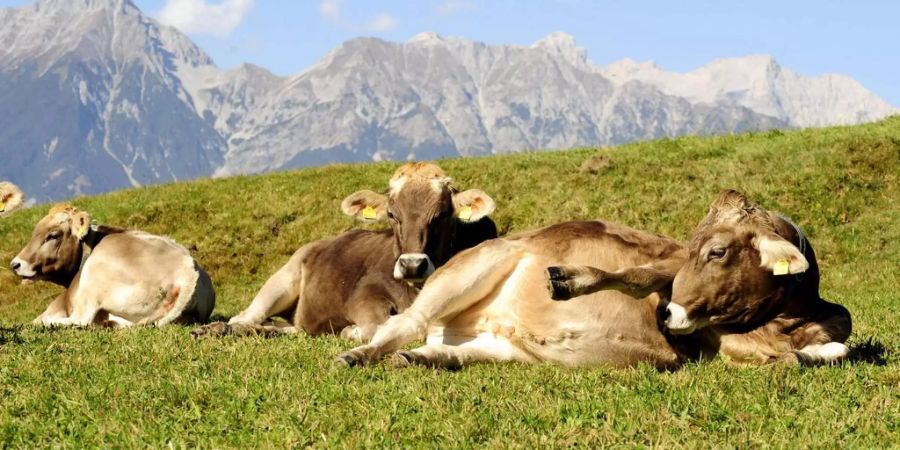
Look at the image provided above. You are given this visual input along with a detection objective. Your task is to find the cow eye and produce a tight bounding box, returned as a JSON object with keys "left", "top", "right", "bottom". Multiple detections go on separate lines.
{"left": 707, "top": 247, "right": 727, "bottom": 260}
{"left": 387, "top": 211, "right": 398, "bottom": 222}
{"left": 45, "top": 231, "right": 62, "bottom": 242}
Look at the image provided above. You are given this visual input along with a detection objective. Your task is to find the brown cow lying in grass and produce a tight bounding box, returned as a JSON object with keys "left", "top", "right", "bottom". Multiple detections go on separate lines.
{"left": 193, "top": 162, "right": 498, "bottom": 341}
{"left": 336, "top": 190, "right": 851, "bottom": 369}
{"left": 0, "top": 181, "right": 25, "bottom": 217}
{"left": 550, "top": 189, "right": 852, "bottom": 365}
{"left": 11, "top": 205, "right": 215, "bottom": 327}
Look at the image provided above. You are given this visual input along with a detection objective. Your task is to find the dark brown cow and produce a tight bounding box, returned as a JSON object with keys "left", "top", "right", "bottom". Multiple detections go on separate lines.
{"left": 193, "top": 162, "right": 498, "bottom": 341}
{"left": 550, "top": 189, "right": 852, "bottom": 365}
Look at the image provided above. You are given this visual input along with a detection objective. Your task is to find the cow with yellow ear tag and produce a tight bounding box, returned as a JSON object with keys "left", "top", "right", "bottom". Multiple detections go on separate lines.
{"left": 0, "top": 181, "right": 25, "bottom": 218}
{"left": 11, "top": 204, "right": 215, "bottom": 327}
{"left": 192, "top": 162, "right": 498, "bottom": 343}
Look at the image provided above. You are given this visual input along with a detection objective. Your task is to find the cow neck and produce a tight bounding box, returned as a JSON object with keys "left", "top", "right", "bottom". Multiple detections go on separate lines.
{"left": 437, "top": 221, "right": 460, "bottom": 267}
{"left": 77, "top": 224, "right": 121, "bottom": 268}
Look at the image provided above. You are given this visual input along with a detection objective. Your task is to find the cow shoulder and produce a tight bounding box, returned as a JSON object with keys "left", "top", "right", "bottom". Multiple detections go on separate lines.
{"left": 306, "top": 229, "right": 397, "bottom": 279}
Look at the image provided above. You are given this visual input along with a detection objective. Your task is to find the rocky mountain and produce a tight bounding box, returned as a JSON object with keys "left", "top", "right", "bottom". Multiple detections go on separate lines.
{"left": 0, "top": 0, "right": 224, "bottom": 200}
{"left": 0, "top": 1, "right": 895, "bottom": 200}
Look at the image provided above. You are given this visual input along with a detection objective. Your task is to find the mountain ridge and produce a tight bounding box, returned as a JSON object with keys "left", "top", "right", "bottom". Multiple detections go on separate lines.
{"left": 0, "top": 0, "right": 895, "bottom": 200}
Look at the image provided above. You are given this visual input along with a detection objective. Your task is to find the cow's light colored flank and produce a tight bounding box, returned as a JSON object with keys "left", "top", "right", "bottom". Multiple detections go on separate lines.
{"left": 11, "top": 205, "right": 214, "bottom": 326}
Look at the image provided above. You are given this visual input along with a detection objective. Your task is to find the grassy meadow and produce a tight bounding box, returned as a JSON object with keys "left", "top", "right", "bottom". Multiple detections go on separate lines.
{"left": 0, "top": 118, "right": 898, "bottom": 447}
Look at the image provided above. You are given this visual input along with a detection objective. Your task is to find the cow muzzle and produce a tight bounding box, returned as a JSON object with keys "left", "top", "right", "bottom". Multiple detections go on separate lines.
{"left": 10, "top": 257, "right": 37, "bottom": 279}
{"left": 393, "top": 253, "right": 435, "bottom": 281}
{"left": 663, "top": 303, "right": 697, "bottom": 335}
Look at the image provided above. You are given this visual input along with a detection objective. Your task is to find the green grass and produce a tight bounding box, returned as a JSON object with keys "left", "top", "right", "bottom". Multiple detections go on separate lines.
{"left": 1, "top": 118, "right": 898, "bottom": 448}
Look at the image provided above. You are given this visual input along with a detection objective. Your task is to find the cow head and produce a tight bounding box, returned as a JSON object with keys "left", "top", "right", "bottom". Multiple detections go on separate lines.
{"left": 0, "top": 182, "right": 24, "bottom": 217}
{"left": 664, "top": 190, "right": 811, "bottom": 334}
{"left": 341, "top": 162, "right": 495, "bottom": 283}
{"left": 11, "top": 204, "right": 93, "bottom": 286}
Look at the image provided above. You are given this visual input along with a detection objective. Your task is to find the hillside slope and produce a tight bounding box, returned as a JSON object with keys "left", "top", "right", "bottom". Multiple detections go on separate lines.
{"left": 0, "top": 118, "right": 897, "bottom": 447}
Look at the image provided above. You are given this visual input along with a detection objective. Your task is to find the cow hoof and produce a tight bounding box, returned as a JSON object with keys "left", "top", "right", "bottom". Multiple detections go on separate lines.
{"left": 547, "top": 267, "right": 573, "bottom": 301}
{"left": 334, "top": 353, "right": 357, "bottom": 368}
{"left": 391, "top": 351, "right": 416, "bottom": 367}
{"left": 191, "top": 321, "right": 230, "bottom": 339}
{"left": 335, "top": 348, "right": 370, "bottom": 368}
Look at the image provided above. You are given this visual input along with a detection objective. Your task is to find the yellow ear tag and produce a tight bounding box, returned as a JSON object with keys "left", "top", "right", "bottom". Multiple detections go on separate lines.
{"left": 0, "top": 202, "right": 5, "bottom": 213}
{"left": 458, "top": 206, "right": 473, "bottom": 221}
{"left": 76, "top": 223, "right": 89, "bottom": 239}
{"left": 362, "top": 206, "right": 377, "bottom": 220}
{"left": 773, "top": 259, "right": 790, "bottom": 276}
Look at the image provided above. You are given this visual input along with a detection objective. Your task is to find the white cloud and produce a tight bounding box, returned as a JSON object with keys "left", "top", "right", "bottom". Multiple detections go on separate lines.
{"left": 365, "top": 12, "right": 397, "bottom": 32}
{"left": 157, "top": 0, "right": 255, "bottom": 37}
{"left": 318, "top": 0, "right": 397, "bottom": 33}
{"left": 318, "top": 0, "right": 343, "bottom": 21}
{"left": 437, "top": 0, "right": 475, "bottom": 16}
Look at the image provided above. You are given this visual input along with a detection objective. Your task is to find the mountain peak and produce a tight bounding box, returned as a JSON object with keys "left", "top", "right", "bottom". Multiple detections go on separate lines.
{"left": 408, "top": 32, "right": 446, "bottom": 44}
{"left": 532, "top": 32, "right": 587, "bottom": 67}
{"left": 532, "top": 31, "right": 577, "bottom": 49}
{"left": 32, "top": 0, "right": 137, "bottom": 13}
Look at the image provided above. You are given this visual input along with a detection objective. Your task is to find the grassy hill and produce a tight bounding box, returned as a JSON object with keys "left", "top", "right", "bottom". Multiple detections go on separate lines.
{"left": 0, "top": 118, "right": 897, "bottom": 447}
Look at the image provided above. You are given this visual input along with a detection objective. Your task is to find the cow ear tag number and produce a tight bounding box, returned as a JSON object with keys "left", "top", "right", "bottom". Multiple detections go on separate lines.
{"left": 362, "top": 206, "right": 378, "bottom": 220}
{"left": 773, "top": 259, "right": 790, "bottom": 276}
{"left": 458, "top": 206, "right": 473, "bottom": 221}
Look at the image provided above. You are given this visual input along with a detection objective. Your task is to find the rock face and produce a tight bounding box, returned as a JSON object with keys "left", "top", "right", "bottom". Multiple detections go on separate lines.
{"left": 1, "top": 1, "right": 895, "bottom": 200}
{"left": 0, "top": 0, "right": 225, "bottom": 200}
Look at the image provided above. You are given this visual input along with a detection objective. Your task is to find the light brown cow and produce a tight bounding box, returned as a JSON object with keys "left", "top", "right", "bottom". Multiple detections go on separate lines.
{"left": 0, "top": 182, "right": 25, "bottom": 217}
{"left": 11, "top": 205, "right": 215, "bottom": 327}
{"left": 336, "top": 190, "right": 851, "bottom": 369}
{"left": 336, "top": 220, "right": 687, "bottom": 369}
{"left": 549, "top": 190, "right": 852, "bottom": 365}
{"left": 192, "top": 162, "right": 498, "bottom": 341}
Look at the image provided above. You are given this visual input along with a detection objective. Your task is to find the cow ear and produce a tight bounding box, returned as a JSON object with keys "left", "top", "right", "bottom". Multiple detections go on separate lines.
{"left": 753, "top": 234, "right": 808, "bottom": 275}
{"left": 341, "top": 190, "right": 388, "bottom": 222}
{"left": 452, "top": 189, "right": 495, "bottom": 223}
{"left": 0, "top": 182, "right": 24, "bottom": 215}
{"left": 71, "top": 210, "right": 92, "bottom": 241}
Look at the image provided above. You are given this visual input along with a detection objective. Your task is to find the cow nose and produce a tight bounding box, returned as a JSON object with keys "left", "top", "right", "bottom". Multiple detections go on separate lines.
{"left": 399, "top": 256, "right": 428, "bottom": 278}
{"left": 10, "top": 260, "right": 20, "bottom": 271}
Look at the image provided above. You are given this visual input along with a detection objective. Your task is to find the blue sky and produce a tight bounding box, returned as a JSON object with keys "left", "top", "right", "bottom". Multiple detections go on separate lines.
{"left": 2, "top": 0, "right": 898, "bottom": 105}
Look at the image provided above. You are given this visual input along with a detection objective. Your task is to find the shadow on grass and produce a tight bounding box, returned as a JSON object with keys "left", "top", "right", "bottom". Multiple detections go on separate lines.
{"left": 0, "top": 325, "right": 24, "bottom": 345}
{"left": 846, "top": 336, "right": 890, "bottom": 366}
{"left": 208, "top": 313, "right": 232, "bottom": 323}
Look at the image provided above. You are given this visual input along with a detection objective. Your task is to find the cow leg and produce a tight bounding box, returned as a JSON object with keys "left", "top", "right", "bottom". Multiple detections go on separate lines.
{"left": 40, "top": 298, "right": 100, "bottom": 327}
{"left": 548, "top": 258, "right": 683, "bottom": 301}
{"left": 94, "top": 312, "right": 135, "bottom": 328}
{"left": 192, "top": 319, "right": 299, "bottom": 339}
{"left": 193, "top": 251, "right": 306, "bottom": 339}
{"left": 391, "top": 335, "right": 535, "bottom": 369}
{"left": 32, "top": 293, "right": 69, "bottom": 326}
{"left": 229, "top": 259, "right": 303, "bottom": 326}
{"left": 786, "top": 342, "right": 850, "bottom": 365}
{"left": 341, "top": 285, "right": 395, "bottom": 343}
{"left": 336, "top": 241, "right": 522, "bottom": 367}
